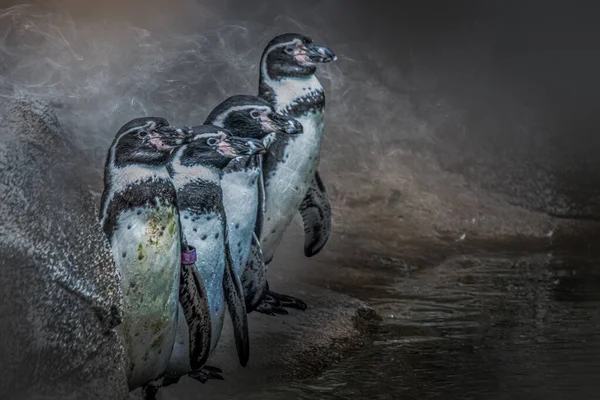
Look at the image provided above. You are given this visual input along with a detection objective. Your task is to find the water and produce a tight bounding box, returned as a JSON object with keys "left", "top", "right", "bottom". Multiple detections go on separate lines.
{"left": 248, "top": 245, "right": 600, "bottom": 399}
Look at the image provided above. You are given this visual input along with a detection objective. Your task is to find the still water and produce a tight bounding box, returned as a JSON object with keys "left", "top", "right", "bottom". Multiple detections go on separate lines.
{"left": 248, "top": 245, "right": 600, "bottom": 399}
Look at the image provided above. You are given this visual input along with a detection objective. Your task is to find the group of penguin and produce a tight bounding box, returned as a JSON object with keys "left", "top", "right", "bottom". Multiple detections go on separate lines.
{"left": 98, "top": 33, "right": 337, "bottom": 398}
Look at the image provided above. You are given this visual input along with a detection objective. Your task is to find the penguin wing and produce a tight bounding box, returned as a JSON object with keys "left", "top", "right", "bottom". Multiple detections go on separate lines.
{"left": 298, "top": 170, "right": 332, "bottom": 257}
{"left": 254, "top": 154, "right": 266, "bottom": 238}
{"left": 223, "top": 239, "right": 250, "bottom": 366}
{"left": 179, "top": 262, "right": 212, "bottom": 370}
{"left": 241, "top": 232, "right": 268, "bottom": 312}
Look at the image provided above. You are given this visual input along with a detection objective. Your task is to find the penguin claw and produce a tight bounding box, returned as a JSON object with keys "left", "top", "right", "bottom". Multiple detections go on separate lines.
{"left": 188, "top": 365, "right": 225, "bottom": 383}
{"left": 255, "top": 302, "right": 289, "bottom": 316}
{"left": 142, "top": 384, "right": 159, "bottom": 400}
{"left": 266, "top": 290, "right": 307, "bottom": 311}
{"left": 255, "top": 290, "right": 307, "bottom": 316}
{"left": 201, "top": 365, "right": 223, "bottom": 374}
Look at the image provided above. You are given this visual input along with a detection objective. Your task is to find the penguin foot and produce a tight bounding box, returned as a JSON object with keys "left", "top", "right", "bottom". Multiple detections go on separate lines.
{"left": 142, "top": 384, "right": 159, "bottom": 400}
{"left": 255, "top": 290, "right": 307, "bottom": 316}
{"left": 255, "top": 301, "right": 289, "bottom": 316}
{"left": 188, "top": 365, "right": 224, "bottom": 384}
{"left": 143, "top": 372, "right": 184, "bottom": 397}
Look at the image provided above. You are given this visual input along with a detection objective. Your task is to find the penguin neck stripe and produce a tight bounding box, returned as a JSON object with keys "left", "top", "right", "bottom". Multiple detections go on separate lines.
{"left": 100, "top": 120, "right": 162, "bottom": 227}
{"left": 191, "top": 132, "right": 225, "bottom": 141}
{"left": 208, "top": 105, "right": 270, "bottom": 128}
{"left": 170, "top": 146, "right": 221, "bottom": 188}
{"left": 260, "top": 40, "right": 300, "bottom": 83}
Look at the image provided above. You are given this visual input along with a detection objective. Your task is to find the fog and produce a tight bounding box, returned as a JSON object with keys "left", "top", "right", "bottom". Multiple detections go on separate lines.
{"left": 1, "top": 0, "right": 599, "bottom": 239}
{"left": 2, "top": 1, "right": 600, "bottom": 398}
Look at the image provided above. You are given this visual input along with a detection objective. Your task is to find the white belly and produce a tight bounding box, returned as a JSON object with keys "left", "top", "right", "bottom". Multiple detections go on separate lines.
{"left": 180, "top": 210, "right": 226, "bottom": 353}
{"left": 221, "top": 168, "right": 260, "bottom": 278}
{"left": 110, "top": 204, "right": 181, "bottom": 389}
{"left": 261, "top": 113, "right": 324, "bottom": 261}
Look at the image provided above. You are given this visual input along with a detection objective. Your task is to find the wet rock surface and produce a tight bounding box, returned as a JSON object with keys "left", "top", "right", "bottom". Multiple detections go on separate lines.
{"left": 187, "top": 237, "right": 600, "bottom": 400}
{"left": 160, "top": 280, "right": 378, "bottom": 399}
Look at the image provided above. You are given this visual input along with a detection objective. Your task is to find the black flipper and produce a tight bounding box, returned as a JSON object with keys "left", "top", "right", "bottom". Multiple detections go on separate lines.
{"left": 242, "top": 232, "right": 268, "bottom": 312}
{"left": 254, "top": 154, "right": 266, "bottom": 238}
{"left": 179, "top": 256, "right": 212, "bottom": 370}
{"left": 223, "top": 239, "right": 250, "bottom": 366}
{"left": 299, "top": 170, "right": 332, "bottom": 257}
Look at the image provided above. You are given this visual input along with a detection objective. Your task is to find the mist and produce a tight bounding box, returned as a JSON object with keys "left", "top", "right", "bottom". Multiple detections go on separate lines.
{"left": 1, "top": 0, "right": 600, "bottom": 245}
{"left": 3, "top": 1, "right": 600, "bottom": 398}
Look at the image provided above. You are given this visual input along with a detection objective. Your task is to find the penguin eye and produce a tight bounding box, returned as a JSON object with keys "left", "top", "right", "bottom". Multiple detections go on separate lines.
{"left": 207, "top": 138, "right": 219, "bottom": 146}
{"left": 284, "top": 46, "right": 295, "bottom": 55}
{"left": 250, "top": 110, "right": 261, "bottom": 119}
{"left": 138, "top": 131, "right": 148, "bottom": 138}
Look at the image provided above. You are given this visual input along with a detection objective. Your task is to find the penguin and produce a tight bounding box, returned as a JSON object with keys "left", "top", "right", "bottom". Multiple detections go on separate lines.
{"left": 257, "top": 33, "right": 337, "bottom": 310}
{"left": 142, "top": 232, "right": 220, "bottom": 400}
{"left": 0, "top": 97, "right": 130, "bottom": 399}
{"left": 99, "top": 117, "right": 188, "bottom": 391}
{"left": 203, "top": 95, "right": 304, "bottom": 315}
{"left": 165, "top": 125, "right": 266, "bottom": 374}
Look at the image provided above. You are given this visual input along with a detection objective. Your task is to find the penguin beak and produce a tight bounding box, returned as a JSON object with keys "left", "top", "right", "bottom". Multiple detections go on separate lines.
{"left": 220, "top": 137, "right": 267, "bottom": 158}
{"left": 268, "top": 112, "right": 303, "bottom": 135}
{"left": 305, "top": 44, "right": 337, "bottom": 63}
{"left": 148, "top": 127, "right": 189, "bottom": 151}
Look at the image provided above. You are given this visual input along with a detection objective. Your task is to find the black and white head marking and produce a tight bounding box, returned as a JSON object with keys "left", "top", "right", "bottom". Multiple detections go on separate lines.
{"left": 109, "top": 117, "right": 186, "bottom": 168}
{"left": 259, "top": 33, "right": 336, "bottom": 117}
{"left": 169, "top": 125, "right": 267, "bottom": 181}
{"left": 259, "top": 33, "right": 336, "bottom": 82}
{"left": 100, "top": 117, "right": 187, "bottom": 231}
{"left": 204, "top": 95, "right": 302, "bottom": 140}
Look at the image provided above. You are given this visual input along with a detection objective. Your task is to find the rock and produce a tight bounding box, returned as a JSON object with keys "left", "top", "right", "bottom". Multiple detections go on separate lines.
{"left": 0, "top": 96, "right": 129, "bottom": 400}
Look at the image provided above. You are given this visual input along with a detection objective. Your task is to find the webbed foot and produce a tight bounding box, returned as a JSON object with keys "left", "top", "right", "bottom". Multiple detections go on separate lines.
{"left": 188, "top": 365, "right": 224, "bottom": 384}
{"left": 142, "top": 384, "right": 159, "bottom": 400}
{"left": 255, "top": 290, "right": 307, "bottom": 316}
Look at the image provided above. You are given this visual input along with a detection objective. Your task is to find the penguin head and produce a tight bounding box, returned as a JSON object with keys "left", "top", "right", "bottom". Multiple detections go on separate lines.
{"left": 204, "top": 95, "right": 303, "bottom": 142}
{"left": 110, "top": 117, "right": 188, "bottom": 167}
{"left": 261, "top": 33, "right": 337, "bottom": 81}
{"left": 175, "top": 124, "right": 266, "bottom": 170}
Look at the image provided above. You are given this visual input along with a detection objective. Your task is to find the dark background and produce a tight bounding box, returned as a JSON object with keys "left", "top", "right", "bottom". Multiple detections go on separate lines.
{"left": 1, "top": 0, "right": 600, "bottom": 220}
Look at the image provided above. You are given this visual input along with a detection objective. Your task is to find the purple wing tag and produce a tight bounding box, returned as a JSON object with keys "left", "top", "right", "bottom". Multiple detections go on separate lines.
{"left": 181, "top": 247, "right": 197, "bottom": 265}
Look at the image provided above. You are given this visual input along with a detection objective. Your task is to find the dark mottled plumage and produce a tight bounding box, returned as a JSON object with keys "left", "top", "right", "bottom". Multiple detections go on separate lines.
{"left": 281, "top": 90, "right": 326, "bottom": 118}
{"left": 240, "top": 233, "right": 267, "bottom": 311}
{"left": 173, "top": 179, "right": 222, "bottom": 216}
{"left": 178, "top": 262, "right": 211, "bottom": 370}
{"left": 298, "top": 171, "right": 332, "bottom": 256}
{"left": 102, "top": 179, "right": 177, "bottom": 239}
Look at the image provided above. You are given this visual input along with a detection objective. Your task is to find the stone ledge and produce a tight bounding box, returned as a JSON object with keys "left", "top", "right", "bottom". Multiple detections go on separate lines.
{"left": 157, "top": 282, "right": 378, "bottom": 400}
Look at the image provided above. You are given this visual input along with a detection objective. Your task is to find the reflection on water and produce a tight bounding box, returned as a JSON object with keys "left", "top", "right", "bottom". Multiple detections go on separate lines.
{"left": 250, "top": 248, "right": 600, "bottom": 399}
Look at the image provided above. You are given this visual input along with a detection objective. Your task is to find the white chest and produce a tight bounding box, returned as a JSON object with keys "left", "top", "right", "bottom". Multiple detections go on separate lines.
{"left": 269, "top": 75, "right": 323, "bottom": 111}
{"left": 221, "top": 168, "right": 261, "bottom": 277}
{"left": 110, "top": 203, "right": 180, "bottom": 388}
{"left": 180, "top": 210, "right": 226, "bottom": 351}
